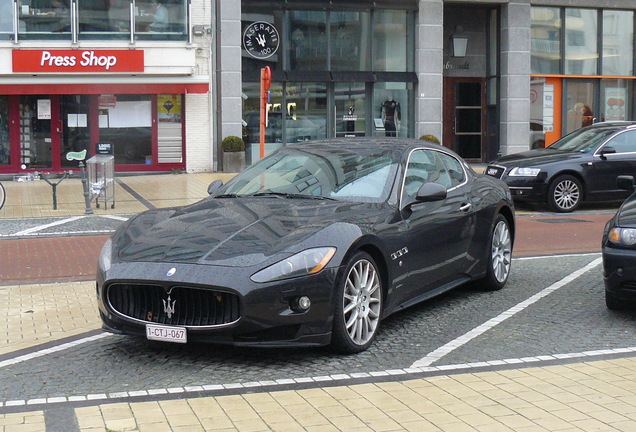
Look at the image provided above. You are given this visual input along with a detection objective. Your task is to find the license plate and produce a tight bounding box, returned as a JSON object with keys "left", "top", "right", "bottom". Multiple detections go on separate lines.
{"left": 146, "top": 324, "right": 187, "bottom": 344}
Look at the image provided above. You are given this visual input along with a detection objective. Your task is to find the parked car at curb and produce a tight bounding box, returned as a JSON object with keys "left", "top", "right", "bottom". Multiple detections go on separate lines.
{"left": 485, "top": 122, "right": 636, "bottom": 212}
{"left": 603, "top": 175, "right": 636, "bottom": 310}
{"left": 97, "top": 138, "right": 515, "bottom": 353}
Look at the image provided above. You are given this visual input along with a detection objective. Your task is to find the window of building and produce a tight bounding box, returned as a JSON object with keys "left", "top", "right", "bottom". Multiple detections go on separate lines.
{"left": 602, "top": 10, "right": 634, "bottom": 76}
{"left": 10, "top": 0, "right": 188, "bottom": 41}
{"left": 373, "top": 82, "right": 413, "bottom": 138}
{"left": 0, "top": 97, "right": 9, "bottom": 166}
{"left": 564, "top": 9, "right": 597, "bottom": 75}
{"left": 330, "top": 11, "right": 371, "bottom": 71}
{"left": 98, "top": 95, "right": 152, "bottom": 165}
{"left": 531, "top": 7, "right": 561, "bottom": 75}
{"left": 285, "top": 82, "right": 328, "bottom": 143}
{"left": 601, "top": 79, "right": 632, "bottom": 122}
{"left": 372, "top": 10, "right": 411, "bottom": 72}
{"left": 288, "top": 11, "right": 327, "bottom": 71}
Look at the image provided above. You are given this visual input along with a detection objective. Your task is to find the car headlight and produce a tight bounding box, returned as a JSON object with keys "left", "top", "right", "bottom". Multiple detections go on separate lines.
{"left": 98, "top": 238, "right": 113, "bottom": 272}
{"left": 509, "top": 167, "right": 541, "bottom": 177}
{"left": 609, "top": 228, "right": 636, "bottom": 247}
{"left": 250, "top": 247, "right": 336, "bottom": 283}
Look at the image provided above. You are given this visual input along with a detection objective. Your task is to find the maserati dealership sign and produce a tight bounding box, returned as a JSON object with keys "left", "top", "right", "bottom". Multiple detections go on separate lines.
{"left": 12, "top": 50, "right": 145, "bottom": 73}
{"left": 243, "top": 21, "right": 279, "bottom": 59}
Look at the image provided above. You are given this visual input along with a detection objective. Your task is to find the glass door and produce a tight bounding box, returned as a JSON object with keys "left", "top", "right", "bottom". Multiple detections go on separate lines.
{"left": 565, "top": 79, "right": 596, "bottom": 134}
{"left": 335, "top": 82, "right": 366, "bottom": 137}
{"left": 60, "top": 95, "right": 91, "bottom": 168}
{"left": 443, "top": 78, "right": 485, "bottom": 160}
{"left": 19, "top": 95, "right": 56, "bottom": 169}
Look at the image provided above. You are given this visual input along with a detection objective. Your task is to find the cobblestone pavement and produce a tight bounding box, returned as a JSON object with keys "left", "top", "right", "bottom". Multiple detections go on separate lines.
{"left": 2, "top": 173, "right": 636, "bottom": 431}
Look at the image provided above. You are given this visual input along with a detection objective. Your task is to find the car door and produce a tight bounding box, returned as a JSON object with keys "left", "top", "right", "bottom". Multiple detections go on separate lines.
{"left": 588, "top": 129, "right": 636, "bottom": 200}
{"left": 399, "top": 149, "right": 476, "bottom": 303}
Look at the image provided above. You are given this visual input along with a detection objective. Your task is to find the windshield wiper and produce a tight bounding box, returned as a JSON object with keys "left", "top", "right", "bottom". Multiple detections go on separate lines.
{"left": 252, "top": 192, "right": 336, "bottom": 200}
{"left": 215, "top": 193, "right": 240, "bottom": 198}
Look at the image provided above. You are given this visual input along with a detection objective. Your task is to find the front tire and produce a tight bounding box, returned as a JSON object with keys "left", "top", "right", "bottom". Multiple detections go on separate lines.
{"left": 331, "top": 252, "right": 382, "bottom": 354}
{"left": 479, "top": 214, "right": 512, "bottom": 291}
{"left": 548, "top": 175, "right": 582, "bottom": 212}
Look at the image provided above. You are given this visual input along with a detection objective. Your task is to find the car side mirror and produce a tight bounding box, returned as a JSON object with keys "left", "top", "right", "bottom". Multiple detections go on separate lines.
{"left": 600, "top": 146, "right": 616, "bottom": 160}
{"left": 617, "top": 175, "right": 635, "bottom": 192}
{"left": 207, "top": 179, "right": 224, "bottom": 195}
{"left": 416, "top": 182, "right": 447, "bottom": 202}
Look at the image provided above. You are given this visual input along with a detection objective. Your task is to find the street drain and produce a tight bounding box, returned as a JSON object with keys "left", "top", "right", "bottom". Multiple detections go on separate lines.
{"left": 535, "top": 218, "right": 590, "bottom": 224}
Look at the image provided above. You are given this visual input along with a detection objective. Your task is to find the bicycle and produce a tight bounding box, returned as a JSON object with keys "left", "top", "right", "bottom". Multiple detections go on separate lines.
{"left": 0, "top": 181, "right": 4, "bottom": 210}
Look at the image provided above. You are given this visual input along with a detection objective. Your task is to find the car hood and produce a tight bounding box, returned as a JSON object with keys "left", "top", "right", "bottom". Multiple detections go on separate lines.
{"left": 494, "top": 149, "right": 585, "bottom": 168}
{"left": 115, "top": 197, "right": 379, "bottom": 267}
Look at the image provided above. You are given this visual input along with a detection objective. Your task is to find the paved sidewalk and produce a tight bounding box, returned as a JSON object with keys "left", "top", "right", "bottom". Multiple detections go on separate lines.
{"left": 1, "top": 172, "right": 636, "bottom": 431}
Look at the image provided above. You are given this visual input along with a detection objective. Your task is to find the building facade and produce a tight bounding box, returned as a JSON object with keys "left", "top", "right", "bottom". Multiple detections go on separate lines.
{"left": 1, "top": 0, "right": 636, "bottom": 175}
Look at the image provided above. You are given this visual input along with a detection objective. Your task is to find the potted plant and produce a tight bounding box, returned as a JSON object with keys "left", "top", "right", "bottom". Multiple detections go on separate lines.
{"left": 221, "top": 135, "right": 246, "bottom": 173}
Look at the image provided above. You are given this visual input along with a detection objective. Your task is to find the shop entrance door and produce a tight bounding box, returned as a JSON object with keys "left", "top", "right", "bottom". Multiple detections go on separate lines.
{"left": 19, "top": 95, "right": 60, "bottom": 170}
{"left": 443, "top": 77, "right": 486, "bottom": 161}
{"left": 60, "top": 95, "right": 91, "bottom": 168}
{"left": 335, "top": 82, "right": 366, "bottom": 137}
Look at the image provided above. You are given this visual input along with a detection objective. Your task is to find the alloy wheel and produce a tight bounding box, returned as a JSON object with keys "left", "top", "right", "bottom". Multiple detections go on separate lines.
{"left": 491, "top": 220, "right": 512, "bottom": 283}
{"left": 343, "top": 259, "right": 381, "bottom": 346}
{"left": 553, "top": 179, "right": 580, "bottom": 211}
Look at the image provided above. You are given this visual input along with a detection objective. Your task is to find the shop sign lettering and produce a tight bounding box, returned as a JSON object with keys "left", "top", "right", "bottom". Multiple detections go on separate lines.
{"left": 12, "top": 50, "right": 144, "bottom": 73}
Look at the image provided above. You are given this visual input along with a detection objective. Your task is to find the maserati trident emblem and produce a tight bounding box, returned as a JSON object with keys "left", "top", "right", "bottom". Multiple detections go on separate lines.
{"left": 167, "top": 267, "right": 176, "bottom": 277}
{"left": 163, "top": 295, "right": 176, "bottom": 318}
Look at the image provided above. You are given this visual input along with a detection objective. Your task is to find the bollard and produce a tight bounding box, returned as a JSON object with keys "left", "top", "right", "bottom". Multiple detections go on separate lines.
{"left": 79, "top": 161, "right": 94, "bottom": 215}
{"left": 41, "top": 172, "right": 69, "bottom": 210}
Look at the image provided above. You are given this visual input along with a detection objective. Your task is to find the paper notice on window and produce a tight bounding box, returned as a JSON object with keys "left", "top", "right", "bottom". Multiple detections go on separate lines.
{"left": 38, "top": 99, "right": 51, "bottom": 120}
{"left": 77, "top": 114, "right": 88, "bottom": 127}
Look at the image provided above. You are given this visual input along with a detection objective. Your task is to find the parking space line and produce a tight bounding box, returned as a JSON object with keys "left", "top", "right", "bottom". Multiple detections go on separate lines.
{"left": 14, "top": 216, "right": 86, "bottom": 236}
{"left": 410, "top": 257, "right": 603, "bottom": 369}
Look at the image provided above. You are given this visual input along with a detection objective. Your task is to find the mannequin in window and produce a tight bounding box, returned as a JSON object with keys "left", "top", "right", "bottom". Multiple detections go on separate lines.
{"left": 346, "top": 103, "right": 355, "bottom": 133}
{"left": 381, "top": 97, "right": 401, "bottom": 137}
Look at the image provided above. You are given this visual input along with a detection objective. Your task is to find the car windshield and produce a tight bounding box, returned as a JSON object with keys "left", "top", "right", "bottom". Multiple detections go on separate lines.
{"left": 220, "top": 146, "right": 399, "bottom": 203}
{"left": 547, "top": 127, "right": 619, "bottom": 153}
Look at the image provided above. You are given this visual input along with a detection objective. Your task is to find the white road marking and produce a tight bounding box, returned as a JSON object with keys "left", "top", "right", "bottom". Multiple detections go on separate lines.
{"left": 410, "top": 257, "right": 603, "bottom": 368}
{"left": 99, "top": 215, "right": 129, "bottom": 221}
{"left": 14, "top": 216, "right": 86, "bottom": 236}
{"left": 0, "top": 333, "right": 112, "bottom": 370}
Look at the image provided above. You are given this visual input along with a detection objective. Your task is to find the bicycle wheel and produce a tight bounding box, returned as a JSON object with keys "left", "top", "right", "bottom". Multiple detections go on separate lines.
{"left": 0, "top": 182, "right": 5, "bottom": 210}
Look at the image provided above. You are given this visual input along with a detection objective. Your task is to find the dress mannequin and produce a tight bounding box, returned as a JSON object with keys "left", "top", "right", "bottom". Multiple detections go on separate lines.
{"left": 381, "top": 97, "right": 401, "bottom": 137}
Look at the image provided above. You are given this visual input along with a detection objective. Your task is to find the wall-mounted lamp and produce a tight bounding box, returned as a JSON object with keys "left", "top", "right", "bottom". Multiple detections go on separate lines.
{"left": 192, "top": 25, "right": 206, "bottom": 37}
{"left": 451, "top": 26, "right": 468, "bottom": 58}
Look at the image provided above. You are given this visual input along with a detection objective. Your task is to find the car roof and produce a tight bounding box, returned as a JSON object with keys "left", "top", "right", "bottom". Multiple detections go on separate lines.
{"left": 584, "top": 121, "right": 636, "bottom": 131}
{"left": 285, "top": 137, "right": 447, "bottom": 154}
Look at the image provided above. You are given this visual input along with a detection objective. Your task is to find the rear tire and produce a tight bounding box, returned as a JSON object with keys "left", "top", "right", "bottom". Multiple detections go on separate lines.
{"left": 331, "top": 252, "right": 382, "bottom": 354}
{"left": 548, "top": 175, "right": 582, "bottom": 212}
{"left": 478, "top": 214, "right": 512, "bottom": 291}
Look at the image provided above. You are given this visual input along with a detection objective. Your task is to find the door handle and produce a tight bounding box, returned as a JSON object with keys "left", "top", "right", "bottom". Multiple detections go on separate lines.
{"left": 459, "top": 203, "right": 472, "bottom": 212}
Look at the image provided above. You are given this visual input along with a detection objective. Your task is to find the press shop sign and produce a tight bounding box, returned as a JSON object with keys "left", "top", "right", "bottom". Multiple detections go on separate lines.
{"left": 12, "top": 50, "right": 145, "bottom": 73}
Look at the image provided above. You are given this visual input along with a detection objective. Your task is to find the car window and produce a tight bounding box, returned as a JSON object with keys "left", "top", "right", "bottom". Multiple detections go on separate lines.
{"left": 548, "top": 127, "right": 619, "bottom": 152}
{"left": 439, "top": 152, "right": 466, "bottom": 187}
{"left": 402, "top": 149, "right": 452, "bottom": 201}
{"left": 604, "top": 130, "right": 636, "bottom": 154}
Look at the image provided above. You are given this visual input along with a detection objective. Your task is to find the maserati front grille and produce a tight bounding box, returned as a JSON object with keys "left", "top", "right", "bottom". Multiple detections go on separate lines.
{"left": 107, "top": 283, "right": 241, "bottom": 327}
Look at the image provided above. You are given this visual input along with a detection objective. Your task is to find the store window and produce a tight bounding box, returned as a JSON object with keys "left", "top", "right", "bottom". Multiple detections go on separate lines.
{"left": 601, "top": 79, "right": 631, "bottom": 122}
{"left": 373, "top": 10, "right": 411, "bottom": 72}
{"left": 19, "top": 0, "right": 71, "bottom": 40}
{"left": 98, "top": 95, "right": 152, "bottom": 165}
{"left": 373, "top": 82, "right": 412, "bottom": 138}
{"left": 242, "top": 82, "right": 285, "bottom": 164}
{"left": 602, "top": 10, "right": 633, "bottom": 76}
{"left": 565, "top": 80, "right": 596, "bottom": 134}
{"left": 285, "top": 83, "right": 327, "bottom": 143}
{"left": 531, "top": 7, "right": 561, "bottom": 75}
{"left": 330, "top": 11, "right": 370, "bottom": 71}
{"left": 564, "top": 9, "right": 597, "bottom": 76}
{"left": 157, "top": 94, "right": 183, "bottom": 163}
{"left": 0, "top": 97, "right": 9, "bottom": 165}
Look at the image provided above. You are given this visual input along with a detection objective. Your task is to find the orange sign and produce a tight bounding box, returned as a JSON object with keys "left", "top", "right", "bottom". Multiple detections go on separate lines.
{"left": 12, "top": 50, "right": 144, "bottom": 73}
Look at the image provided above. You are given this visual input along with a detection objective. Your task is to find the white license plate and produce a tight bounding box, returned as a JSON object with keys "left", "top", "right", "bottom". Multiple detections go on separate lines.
{"left": 146, "top": 324, "right": 187, "bottom": 344}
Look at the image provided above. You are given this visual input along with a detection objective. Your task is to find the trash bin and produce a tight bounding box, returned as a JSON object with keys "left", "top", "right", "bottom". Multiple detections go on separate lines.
{"left": 86, "top": 154, "right": 115, "bottom": 209}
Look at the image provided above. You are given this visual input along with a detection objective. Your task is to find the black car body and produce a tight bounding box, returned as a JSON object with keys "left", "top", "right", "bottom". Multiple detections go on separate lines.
{"left": 602, "top": 175, "right": 636, "bottom": 310}
{"left": 98, "top": 138, "right": 515, "bottom": 353}
{"left": 485, "top": 122, "right": 636, "bottom": 212}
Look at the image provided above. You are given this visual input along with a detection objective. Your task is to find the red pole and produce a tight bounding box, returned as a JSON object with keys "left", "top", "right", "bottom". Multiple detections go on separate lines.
{"left": 259, "top": 66, "right": 272, "bottom": 159}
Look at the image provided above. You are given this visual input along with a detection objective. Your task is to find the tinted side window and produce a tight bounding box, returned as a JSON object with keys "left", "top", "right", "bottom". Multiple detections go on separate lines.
{"left": 606, "top": 130, "right": 636, "bottom": 154}
{"left": 439, "top": 153, "right": 466, "bottom": 187}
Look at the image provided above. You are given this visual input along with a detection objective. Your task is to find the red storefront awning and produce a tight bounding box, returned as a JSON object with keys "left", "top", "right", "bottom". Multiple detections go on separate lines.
{"left": 0, "top": 82, "right": 209, "bottom": 95}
